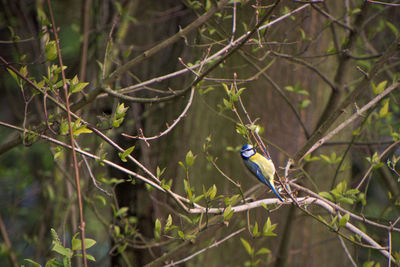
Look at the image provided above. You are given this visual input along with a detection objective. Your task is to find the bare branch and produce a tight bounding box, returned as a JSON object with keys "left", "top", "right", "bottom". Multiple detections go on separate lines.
{"left": 163, "top": 228, "right": 245, "bottom": 267}
{"left": 301, "top": 82, "right": 399, "bottom": 160}
{"left": 188, "top": 196, "right": 394, "bottom": 262}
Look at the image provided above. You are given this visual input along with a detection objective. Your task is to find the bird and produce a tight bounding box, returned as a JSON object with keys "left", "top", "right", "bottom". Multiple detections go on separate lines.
{"left": 240, "top": 144, "right": 284, "bottom": 202}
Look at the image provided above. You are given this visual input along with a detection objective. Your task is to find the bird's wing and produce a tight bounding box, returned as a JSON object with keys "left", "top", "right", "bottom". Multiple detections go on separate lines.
{"left": 245, "top": 154, "right": 274, "bottom": 188}
{"left": 251, "top": 154, "right": 275, "bottom": 180}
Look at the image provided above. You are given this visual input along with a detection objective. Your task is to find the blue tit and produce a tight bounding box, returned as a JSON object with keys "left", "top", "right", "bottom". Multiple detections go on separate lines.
{"left": 240, "top": 144, "right": 284, "bottom": 202}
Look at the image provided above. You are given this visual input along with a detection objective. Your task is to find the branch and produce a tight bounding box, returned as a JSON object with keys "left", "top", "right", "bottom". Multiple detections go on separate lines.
{"left": 72, "top": 3, "right": 311, "bottom": 108}
{"left": 294, "top": 35, "right": 400, "bottom": 162}
{"left": 316, "top": 1, "right": 370, "bottom": 128}
{"left": 0, "top": 121, "right": 204, "bottom": 213}
{"left": 103, "top": 0, "right": 230, "bottom": 84}
{"left": 121, "top": 84, "right": 195, "bottom": 141}
{"left": 46, "top": 0, "right": 87, "bottom": 265}
{"left": 0, "top": 216, "right": 18, "bottom": 267}
{"left": 188, "top": 196, "right": 395, "bottom": 262}
{"left": 270, "top": 51, "right": 337, "bottom": 92}
{"left": 366, "top": 0, "right": 400, "bottom": 6}
{"left": 301, "top": 82, "right": 399, "bottom": 160}
{"left": 356, "top": 139, "right": 400, "bottom": 190}
{"left": 163, "top": 228, "right": 246, "bottom": 267}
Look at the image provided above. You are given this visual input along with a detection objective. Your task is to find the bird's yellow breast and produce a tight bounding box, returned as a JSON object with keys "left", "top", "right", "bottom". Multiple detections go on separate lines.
{"left": 249, "top": 153, "right": 275, "bottom": 178}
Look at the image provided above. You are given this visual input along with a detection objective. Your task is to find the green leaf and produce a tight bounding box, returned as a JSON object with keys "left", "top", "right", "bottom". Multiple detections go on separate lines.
{"left": 338, "top": 197, "right": 354, "bottom": 205}
{"left": 299, "top": 99, "right": 311, "bottom": 109}
{"left": 115, "top": 207, "right": 129, "bottom": 217}
{"left": 113, "top": 225, "right": 121, "bottom": 237}
{"left": 185, "top": 150, "right": 196, "bottom": 168}
{"left": 222, "top": 83, "right": 230, "bottom": 94}
{"left": 71, "top": 234, "right": 96, "bottom": 251}
{"left": 74, "top": 253, "right": 96, "bottom": 262}
{"left": 240, "top": 238, "right": 253, "bottom": 256}
{"left": 299, "top": 28, "right": 307, "bottom": 40}
{"left": 320, "top": 154, "right": 331, "bottom": 164}
{"left": 205, "top": 0, "right": 211, "bottom": 10}
{"left": 45, "top": 258, "right": 63, "bottom": 267}
{"left": 45, "top": 41, "right": 58, "bottom": 61}
{"left": 50, "top": 228, "right": 61, "bottom": 243}
{"left": 209, "top": 184, "right": 217, "bottom": 200}
{"left": 284, "top": 85, "right": 294, "bottom": 92}
{"left": 318, "top": 215, "right": 328, "bottom": 225}
{"left": 73, "top": 126, "right": 92, "bottom": 137}
{"left": 199, "top": 86, "right": 214, "bottom": 95}
{"left": 183, "top": 179, "right": 193, "bottom": 200}
{"left": 20, "top": 66, "right": 28, "bottom": 76}
{"left": 362, "top": 261, "right": 377, "bottom": 267}
{"left": 386, "top": 21, "right": 399, "bottom": 36}
{"left": 260, "top": 203, "right": 269, "bottom": 210}
{"left": 7, "top": 68, "right": 19, "bottom": 84}
{"left": 235, "top": 123, "right": 248, "bottom": 136}
{"left": 156, "top": 166, "right": 166, "bottom": 179}
{"left": 85, "top": 254, "right": 96, "bottom": 262}
{"left": 178, "top": 230, "right": 185, "bottom": 240}
{"left": 164, "top": 214, "right": 173, "bottom": 233}
{"left": 71, "top": 233, "right": 81, "bottom": 250}
{"left": 339, "top": 213, "right": 350, "bottom": 227}
{"left": 256, "top": 247, "right": 271, "bottom": 255}
{"left": 223, "top": 98, "right": 232, "bottom": 110}
{"left": 329, "top": 215, "right": 338, "bottom": 228}
{"left": 24, "top": 259, "right": 42, "bottom": 267}
{"left": 52, "top": 242, "right": 73, "bottom": 258}
{"left": 379, "top": 99, "right": 389, "bottom": 118}
{"left": 223, "top": 206, "right": 234, "bottom": 221}
{"left": 346, "top": 189, "right": 359, "bottom": 195}
{"left": 262, "top": 217, "right": 277, "bottom": 237}
{"left": 372, "top": 80, "right": 387, "bottom": 95}
{"left": 84, "top": 238, "right": 96, "bottom": 249}
{"left": 118, "top": 145, "right": 135, "bottom": 162}
{"left": 112, "top": 103, "right": 128, "bottom": 128}
{"left": 154, "top": 219, "right": 161, "bottom": 240}
{"left": 95, "top": 195, "right": 107, "bottom": 206}
{"left": 70, "top": 82, "right": 89, "bottom": 94}
{"left": 252, "top": 222, "right": 260, "bottom": 237}
{"left": 352, "top": 127, "right": 361, "bottom": 136}
{"left": 178, "top": 161, "right": 186, "bottom": 171}
{"left": 303, "top": 154, "right": 320, "bottom": 162}
{"left": 249, "top": 124, "right": 264, "bottom": 134}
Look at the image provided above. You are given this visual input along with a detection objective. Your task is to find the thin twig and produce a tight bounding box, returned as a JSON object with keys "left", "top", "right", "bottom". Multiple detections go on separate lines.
{"left": 311, "top": 4, "right": 353, "bottom": 31}
{"left": 188, "top": 196, "right": 394, "bottom": 262}
{"left": 0, "top": 216, "right": 18, "bottom": 267}
{"left": 103, "top": 0, "right": 230, "bottom": 84}
{"left": 388, "top": 230, "right": 392, "bottom": 267}
{"left": 230, "top": 0, "right": 237, "bottom": 43}
{"left": 301, "top": 82, "right": 399, "bottom": 160}
{"left": 290, "top": 182, "right": 400, "bottom": 232}
{"left": 356, "top": 140, "right": 400, "bottom": 190}
{"left": 46, "top": 0, "right": 88, "bottom": 265}
{"left": 270, "top": 51, "right": 337, "bottom": 92}
{"left": 122, "top": 87, "right": 195, "bottom": 141}
{"left": 366, "top": 0, "right": 400, "bottom": 6}
{"left": 74, "top": 140, "right": 112, "bottom": 196}
{"left": 0, "top": 121, "right": 201, "bottom": 213}
{"left": 338, "top": 235, "right": 357, "bottom": 267}
{"left": 239, "top": 52, "right": 310, "bottom": 138}
{"left": 96, "top": 4, "right": 311, "bottom": 99}
{"left": 79, "top": 0, "right": 92, "bottom": 81}
{"left": 163, "top": 228, "right": 245, "bottom": 267}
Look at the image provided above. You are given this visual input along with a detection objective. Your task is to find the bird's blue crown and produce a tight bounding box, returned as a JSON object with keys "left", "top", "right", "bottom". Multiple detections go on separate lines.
{"left": 240, "top": 144, "right": 255, "bottom": 159}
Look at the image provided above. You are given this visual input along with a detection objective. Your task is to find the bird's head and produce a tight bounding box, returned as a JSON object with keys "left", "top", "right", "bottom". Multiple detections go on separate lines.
{"left": 240, "top": 144, "right": 256, "bottom": 159}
